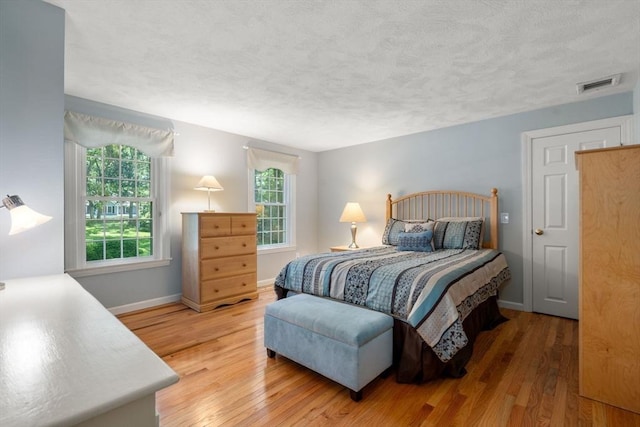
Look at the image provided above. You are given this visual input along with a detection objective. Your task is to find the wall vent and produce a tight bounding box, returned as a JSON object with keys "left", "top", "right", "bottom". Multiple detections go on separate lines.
{"left": 576, "top": 74, "right": 621, "bottom": 94}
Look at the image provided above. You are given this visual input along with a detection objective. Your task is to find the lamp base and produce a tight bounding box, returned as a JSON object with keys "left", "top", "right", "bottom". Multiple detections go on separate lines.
{"left": 348, "top": 222, "right": 359, "bottom": 249}
{"left": 204, "top": 209, "right": 216, "bottom": 213}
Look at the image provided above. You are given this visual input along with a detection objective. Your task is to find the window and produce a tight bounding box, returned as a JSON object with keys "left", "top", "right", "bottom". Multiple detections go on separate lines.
{"left": 65, "top": 142, "right": 170, "bottom": 275}
{"left": 251, "top": 168, "right": 295, "bottom": 249}
{"left": 85, "top": 145, "right": 154, "bottom": 261}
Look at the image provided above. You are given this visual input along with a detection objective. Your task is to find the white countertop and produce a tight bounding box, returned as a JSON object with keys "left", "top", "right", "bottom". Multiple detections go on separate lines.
{"left": 0, "top": 274, "right": 179, "bottom": 427}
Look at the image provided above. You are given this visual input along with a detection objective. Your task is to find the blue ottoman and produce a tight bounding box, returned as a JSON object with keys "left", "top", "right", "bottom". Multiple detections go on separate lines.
{"left": 264, "top": 294, "right": 393, "bottom": 401}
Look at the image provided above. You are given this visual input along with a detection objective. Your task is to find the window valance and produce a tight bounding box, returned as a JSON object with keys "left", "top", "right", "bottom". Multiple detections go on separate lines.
{"left": 246, "top": 147, "right": 299, "bottom": 174}
{"left": 64, "top": 111, "right": 174, "bottom": 157}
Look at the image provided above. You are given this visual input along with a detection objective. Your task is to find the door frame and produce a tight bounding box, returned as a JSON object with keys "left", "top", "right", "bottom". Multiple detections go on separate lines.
{"left": 521, "top": 115, "right": 634, "bottom": 312}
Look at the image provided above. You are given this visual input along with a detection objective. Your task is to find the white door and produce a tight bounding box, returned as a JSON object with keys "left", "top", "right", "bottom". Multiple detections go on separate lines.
{"left": 530, "top": 127, "right": 621, "bottom": 319}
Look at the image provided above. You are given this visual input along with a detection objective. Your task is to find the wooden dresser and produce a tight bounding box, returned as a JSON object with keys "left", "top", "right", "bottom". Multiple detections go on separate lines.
{"left": 576, "top": 145, "right": 640, "bottom": 414}
{"left": 181, "top": 212, "right": 258, "bottom": 312}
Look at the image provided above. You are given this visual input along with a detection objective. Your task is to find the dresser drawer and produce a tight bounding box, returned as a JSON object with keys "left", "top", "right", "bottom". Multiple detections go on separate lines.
{"left": 231, "top": 215, "right": 257, "bottom": 235}
{"left": 201, "top": 273, "right": 257, "bottom": 302}
{"left": 200, "top": 216, "right": 231, "bottom": 237}
{"left": 200, "top": 235, "right": 256, "bottom": 258}
{"left": 201, "top": 254, "right": 256, "bottom": 280}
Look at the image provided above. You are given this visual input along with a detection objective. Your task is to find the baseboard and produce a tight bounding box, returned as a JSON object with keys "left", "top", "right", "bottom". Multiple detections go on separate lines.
{"left": 258, "top": 278, "right": 275, "bottom": 287}
{"left": 497, "top": 299, "right": 524, "bottom": 311}
{"left": 108, "top": 293, "right": 182, "bottom": 315}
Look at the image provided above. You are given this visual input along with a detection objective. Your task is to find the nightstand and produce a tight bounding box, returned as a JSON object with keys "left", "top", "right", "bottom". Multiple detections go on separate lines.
{"left": 330, "top": 245, "right": 362, "bottom": 252}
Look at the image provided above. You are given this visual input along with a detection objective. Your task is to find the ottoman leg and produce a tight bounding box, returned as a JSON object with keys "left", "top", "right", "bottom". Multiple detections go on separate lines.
{"left": 267, "top": 348, "right": 276, "bottom": 358}
{"left": 349, "top": 389, "right": 362, "bottom": 402}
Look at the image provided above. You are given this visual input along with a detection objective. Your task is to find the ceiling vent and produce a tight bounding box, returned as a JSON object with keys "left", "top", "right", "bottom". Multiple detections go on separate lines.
{"left": 576, "top": 74, "right": 622, "bottom": 94}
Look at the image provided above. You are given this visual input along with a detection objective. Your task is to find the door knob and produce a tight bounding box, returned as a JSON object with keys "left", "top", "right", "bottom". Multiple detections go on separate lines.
{"left": 534, "top": 229, "right": 544, "bottom": 235}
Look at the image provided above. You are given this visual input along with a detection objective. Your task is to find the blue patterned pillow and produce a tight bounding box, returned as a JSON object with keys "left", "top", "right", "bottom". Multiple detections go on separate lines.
{"left": 433, "top": 219, "right": 483, "bottom": 250}
{"left": 397, "top": 230, "right": 434, "bottom": 252}
{"left": 382, "top": 218, "right": 405, "bottom": 245}
{"left": 383, "top": 219, "right": 434, "bottom": 245}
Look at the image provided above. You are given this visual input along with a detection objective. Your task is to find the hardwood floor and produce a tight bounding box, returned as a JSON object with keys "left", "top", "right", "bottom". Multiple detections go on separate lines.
{"left": 118, "top": 287, "right": 640, "bottom": 426}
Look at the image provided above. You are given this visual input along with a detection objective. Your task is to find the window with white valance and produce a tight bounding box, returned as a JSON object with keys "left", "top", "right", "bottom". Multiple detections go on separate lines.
{"left": 64, "top": 110, "right": 173, "bottom": 276}
{"left": 246, "top": 147, "right": 298, "bottom": 251}
{"left": 246, "top": 147, "right": 299, "bottom": 174}
{"left": 64, "top": 111, "right": 174, "bottom": 157}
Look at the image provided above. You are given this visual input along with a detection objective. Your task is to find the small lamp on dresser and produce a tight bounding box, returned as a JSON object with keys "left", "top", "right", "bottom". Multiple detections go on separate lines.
{"left": 194, "top": 175, "right": 223, "bottom": 212}
{"left": 339, "top": 202, "right": 367, "bottom": 249}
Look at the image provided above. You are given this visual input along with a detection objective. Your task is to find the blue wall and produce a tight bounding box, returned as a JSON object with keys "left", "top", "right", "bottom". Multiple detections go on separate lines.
{"left": 0, "top": 0, "right": 65, "bottom": 279}
{"left": 317, "top": 92, "right": 634, "bottom": 306}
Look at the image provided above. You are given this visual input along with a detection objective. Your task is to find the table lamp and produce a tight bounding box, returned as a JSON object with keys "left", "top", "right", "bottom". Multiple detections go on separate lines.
{"left": 194, "top": 176, "right": 223, "bottom": 212}
{"left": 339, "top": 202, "right": 367, "bottom": 249}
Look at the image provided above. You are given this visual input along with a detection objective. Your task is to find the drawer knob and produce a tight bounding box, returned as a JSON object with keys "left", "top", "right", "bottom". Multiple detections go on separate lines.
{"left": 242, "top": 263, "right": 247, "bottom": 267}
{"left": 214, "top": 225, "right": 219, "bottom": 229}
{"left": 215, "top": 246, "right": 219, "bottom": 250}
{"left": 242, "top": 224, "right": 246, "bottom": 227}
{"left": 242, "top": 283, "right": 246, "bottom": 286}
{"left": 215, "top": 267, "right": 219, "bottom": 271}
{"left": 214, "top": 289, "right": 219, "bottom": 293}
{"left": 242, "top": 243, "right": 247, "bottom": 247}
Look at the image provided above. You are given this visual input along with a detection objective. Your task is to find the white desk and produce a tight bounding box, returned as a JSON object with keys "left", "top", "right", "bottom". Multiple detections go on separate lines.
{"left": 0, "top": 274, "right": 179, "bottom": 427}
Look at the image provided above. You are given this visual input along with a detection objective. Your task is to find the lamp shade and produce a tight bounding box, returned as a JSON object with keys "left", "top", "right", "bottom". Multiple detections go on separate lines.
{"left": 2, "top": 195, "right": 52, "bottom": 235}
{"left": 339, "top": 202, "right": 367, "bottom": 223}
{"left": 194, "top": 175, "right": 224, "bottom": 191}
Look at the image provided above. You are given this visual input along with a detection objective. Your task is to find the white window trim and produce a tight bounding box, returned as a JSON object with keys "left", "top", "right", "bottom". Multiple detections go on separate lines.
{"left": 248, "top": 169, "right": 296, "bottom": 251}
{"left": 64, "top": 141, "right": 171, "bottom": 276}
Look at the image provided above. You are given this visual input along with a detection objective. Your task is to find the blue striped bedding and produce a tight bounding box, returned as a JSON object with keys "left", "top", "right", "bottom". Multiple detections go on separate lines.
{"left": 274, "top": 246, "right": 511, "bottom": 362}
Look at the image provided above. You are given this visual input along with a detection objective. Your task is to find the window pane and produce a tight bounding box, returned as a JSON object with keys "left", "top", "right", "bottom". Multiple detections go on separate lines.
{"left": 86, "top": 241, "right": 104, "bottom": 261}
{"left": 105, "top": 240, "right": 121, "bottom": 259}
{"left": 139, "top": 202, "right": 152, "bottom": 219}
{"left": 104, "top": 145, "right": 120, "bottom": 158}
{"left": 104, "top": 179, "right": 119, "bottom": 196}
{"left": 137, "top": 181, "right": 150, "bottom": 198}
{"left": 122, "top": 180, "right": 135, "bottom": 197}
{"left": 136, "top": 162, "right": 150, "bottom": 181}
{"left": 121, "top": 160, "right": 135, "bottom": 179}
{"left": 121, "top": 146, "right": 136, "bottom": 160}
{"left": 85, "top": 220, "right": 105, "bottom": 240}
{"left": 138, "top": 238, "right": 152, "bottom": 256}
{"left": 104, "top": 159, "right": 119, "bottom": 178}
{"left": 87, "top": 147, "right": 102, "bottom": 158}
{"left": 123, "top": 219, "right": 137, "bottom": 237}
{"left": 139, "top": 219, "right": 152, "bottom": 236}
{"left": 105, "top": 219, "right": 122, "bottom": 236}
{"left": 123, "top": 239, "right": 137, "bottom": 258}
{"left": 86, "top": 179, "right": 103, "bottom": 197}
{"left": 87, "top": 157, "right": 102, "bottom": 178}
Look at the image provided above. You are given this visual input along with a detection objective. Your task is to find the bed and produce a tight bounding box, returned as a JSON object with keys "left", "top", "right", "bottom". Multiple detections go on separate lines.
{"left": 274, "top": 189, "right": 511, "bottom": 384}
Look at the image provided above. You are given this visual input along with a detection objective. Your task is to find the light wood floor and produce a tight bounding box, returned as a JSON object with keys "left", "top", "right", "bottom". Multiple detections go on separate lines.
{"left": 118, "top": 287, "right": 640, "bottom": 426}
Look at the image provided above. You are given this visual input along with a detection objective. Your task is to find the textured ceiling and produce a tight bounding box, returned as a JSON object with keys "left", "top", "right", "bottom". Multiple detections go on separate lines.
{"left": 45, "top": 0, "right": 640, "bottom": 152}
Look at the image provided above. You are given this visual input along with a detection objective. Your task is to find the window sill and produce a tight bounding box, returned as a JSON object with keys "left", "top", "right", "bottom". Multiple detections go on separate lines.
{"left": 257, "top": 245, "right": 297, "bottom": 255}
{"left": 66, "top": 258, "right": 171, "bottom": 278}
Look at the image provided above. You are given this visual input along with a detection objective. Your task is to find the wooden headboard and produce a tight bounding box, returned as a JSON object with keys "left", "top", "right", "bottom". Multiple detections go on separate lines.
{"left": 386, "top": 188, "right": 499, "bottom": 249}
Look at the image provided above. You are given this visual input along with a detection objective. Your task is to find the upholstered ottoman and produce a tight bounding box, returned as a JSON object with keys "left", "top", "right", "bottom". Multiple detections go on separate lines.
{"left": 264, "top": 294, "right": 393, "bottom": 401}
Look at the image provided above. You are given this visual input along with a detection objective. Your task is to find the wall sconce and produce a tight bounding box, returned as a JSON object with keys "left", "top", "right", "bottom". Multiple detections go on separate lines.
{"left": 194, "top": 176, "right": 224, "bottom": 212}
{"left": 1, "top": 194, "right": 52, "bottom": 236}
{"left": 339, "top": 202, "right": 367, "bottom": 249}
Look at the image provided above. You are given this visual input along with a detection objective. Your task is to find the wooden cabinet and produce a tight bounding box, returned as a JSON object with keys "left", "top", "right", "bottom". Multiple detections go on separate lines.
{"left": 181, "top": 212, "right": 258, "bottom": 312}
{"left": 576, "top": 145, "right": 640, "bottom": 414}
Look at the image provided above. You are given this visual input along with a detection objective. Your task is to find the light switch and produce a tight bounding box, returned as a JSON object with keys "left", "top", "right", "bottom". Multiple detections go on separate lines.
{"left": 500, "top": 212, "right": 509, "bottom": 224}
